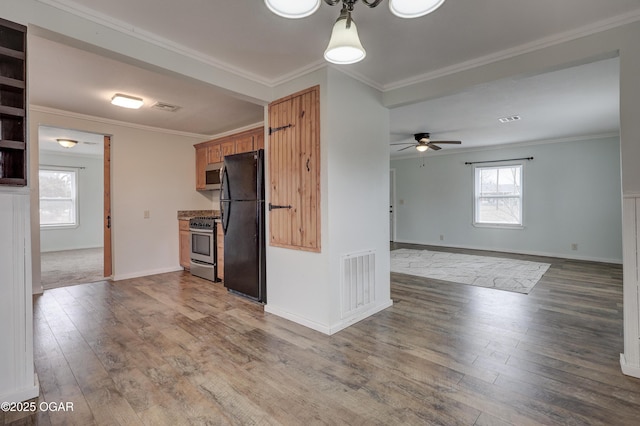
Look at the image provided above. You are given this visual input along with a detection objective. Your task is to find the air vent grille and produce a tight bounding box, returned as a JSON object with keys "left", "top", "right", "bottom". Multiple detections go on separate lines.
{"left": 152, "top": 102, "right": 181, "bottom": 112}
{"left": 498, "top": 115, "right": 521, "bottom": 123}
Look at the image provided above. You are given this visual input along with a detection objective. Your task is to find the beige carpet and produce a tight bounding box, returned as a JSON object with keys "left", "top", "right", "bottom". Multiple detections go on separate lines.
{"left": 41, "top": 247, "right": 106, "bottom": 290}
{"left": 391, "top": 248, "right": 550, "bottom": 294}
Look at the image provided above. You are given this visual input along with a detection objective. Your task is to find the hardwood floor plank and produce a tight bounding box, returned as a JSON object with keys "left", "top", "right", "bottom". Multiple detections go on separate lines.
{"left": 22, "top": 247, "right": 640, "bottom": 425}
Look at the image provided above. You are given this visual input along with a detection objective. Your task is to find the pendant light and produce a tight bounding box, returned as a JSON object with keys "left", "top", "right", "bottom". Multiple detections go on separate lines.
{"left": 389, "top": 0, "right": 446, "bottom": 19}
{"left": 324, "top": 6, "right": 366, "bottom": 65}
{"left": 264, "top": 0, "right": 321, "bottom": 19}
{"left": 265, "top": 0, "right": 447, "bottom": 64}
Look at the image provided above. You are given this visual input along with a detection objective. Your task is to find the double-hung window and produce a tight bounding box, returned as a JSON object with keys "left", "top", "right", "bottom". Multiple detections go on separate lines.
{"left": 473, "top": 163, "right": 523, "bottom": 228}
{"left": 39, "top": 167, "right": 78, "bottom": 228}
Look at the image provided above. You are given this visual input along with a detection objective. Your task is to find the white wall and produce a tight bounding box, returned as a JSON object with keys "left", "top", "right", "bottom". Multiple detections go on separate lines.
{"left": 265, "top": 68, "right": 392, "bottom": 334}
{"left": 39, "top": 152, "right": 104, "bottom": 252}
{"left": 29, "top": 108, "right": 215, "bottom": 283}
{"left": 325, "top": 68, "right": 392, "bottom": 327}
{"left": 391, "top": 136, "right": 623, "bottom": 263}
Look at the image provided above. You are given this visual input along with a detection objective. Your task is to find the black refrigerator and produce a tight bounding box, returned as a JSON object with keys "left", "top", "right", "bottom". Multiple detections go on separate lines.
{"left": 219, "top": 149, "right": 266, "bottom": 302}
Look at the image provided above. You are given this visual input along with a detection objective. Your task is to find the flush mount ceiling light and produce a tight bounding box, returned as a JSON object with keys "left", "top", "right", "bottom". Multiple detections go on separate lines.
{"left": 265, "top": 0, "right": 446, "bottom": 64}
{"left": 111, "top": 93, "right": 144, "bottom": 109}
{"left": 56, "top": 139, "right": 78, "bottom": 148}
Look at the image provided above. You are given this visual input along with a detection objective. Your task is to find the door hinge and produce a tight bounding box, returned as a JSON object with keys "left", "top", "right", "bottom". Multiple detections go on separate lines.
{"left": 269, "top": 124, "right": 293, "bottom": 135}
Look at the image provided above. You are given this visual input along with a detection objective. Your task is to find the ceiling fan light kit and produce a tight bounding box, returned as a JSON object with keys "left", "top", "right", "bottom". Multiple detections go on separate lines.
{"left": 265, "top": 0, "right": 446, "bottom": 64}
{"left": 390, "top": 132, "right": 462, "bottom": 152}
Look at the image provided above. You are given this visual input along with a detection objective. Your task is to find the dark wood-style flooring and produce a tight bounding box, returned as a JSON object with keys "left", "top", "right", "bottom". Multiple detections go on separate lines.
{"left": 5, "top": 244, "right": 640, "bottom": 425}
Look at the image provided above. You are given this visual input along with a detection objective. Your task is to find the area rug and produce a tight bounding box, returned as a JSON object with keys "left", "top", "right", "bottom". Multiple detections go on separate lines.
{"left": 390, "top": 248, "right": 550, "bottom": 294}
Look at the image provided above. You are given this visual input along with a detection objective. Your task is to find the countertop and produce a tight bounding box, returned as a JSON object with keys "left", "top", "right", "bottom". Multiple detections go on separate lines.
{"left": 177, "top": 210, "right": 220, "bottom": 220}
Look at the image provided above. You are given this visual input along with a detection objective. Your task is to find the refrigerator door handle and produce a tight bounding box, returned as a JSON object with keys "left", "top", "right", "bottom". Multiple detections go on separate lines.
{"left": 220, "top": 164, "right": 230, "bottom": 201}
{"left": 221, "top": 201, "right": 231, "bottom": 234}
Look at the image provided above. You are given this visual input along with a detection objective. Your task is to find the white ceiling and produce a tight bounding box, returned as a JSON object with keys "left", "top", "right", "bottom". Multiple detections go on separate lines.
{"left": 30, "top": 0, "right": 639, "bottom": 156}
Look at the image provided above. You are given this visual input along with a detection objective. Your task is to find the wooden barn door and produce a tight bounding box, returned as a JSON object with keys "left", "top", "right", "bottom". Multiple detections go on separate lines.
{"left": 268, "top": 86, "right": 320, "bottom": 252}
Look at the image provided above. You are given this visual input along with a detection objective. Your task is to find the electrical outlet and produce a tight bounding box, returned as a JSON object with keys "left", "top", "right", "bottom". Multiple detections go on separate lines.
{"left": 399, "top": 199, "right": 404, "bottom": 205}
{"left": 439, "top": 235, "right": 444, "bottom": 241}
{"left": 571, "top": 243, "right": 578, "bottom": 251}
{"left": 144, "top": 210, "right": 150, "bottom": 219}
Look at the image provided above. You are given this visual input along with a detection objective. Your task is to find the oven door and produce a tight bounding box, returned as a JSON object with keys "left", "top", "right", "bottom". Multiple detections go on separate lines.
{"left": 190, "top": 229, "right": 214, "bottom": 264}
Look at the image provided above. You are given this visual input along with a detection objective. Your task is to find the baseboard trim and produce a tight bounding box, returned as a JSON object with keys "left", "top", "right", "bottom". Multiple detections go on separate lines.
{"left": 265, "top": 299, "right": 394, "bottom": 336}
{"left": 0, "top": 374, "right": 39, "bottom": 403}
{"left": 113, "top": 266, "right": 183, "bottom": 281}
{"left": 393, "top": 239, "right": 622, "bottom": 265}
{"left": 620, "top": 353, "right": 640, "bottom": 378}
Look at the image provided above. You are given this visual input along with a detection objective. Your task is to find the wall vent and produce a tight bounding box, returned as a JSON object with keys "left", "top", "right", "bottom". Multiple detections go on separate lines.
{"left": 340, "top": 250, "right": 376, "bottom": 319}
{"left": 152, "top": 102, "right": 181, "bottom": 112}
{"left": 498, "top": 115, "right": 521, "bottom": 123}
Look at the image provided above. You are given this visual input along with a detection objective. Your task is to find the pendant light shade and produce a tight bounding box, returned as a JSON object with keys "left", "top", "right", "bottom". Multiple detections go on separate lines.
{"left": 264, "top": 0, "right": 321, "bottom": 19}
{"left": 324, "top": 11, "right": 366, "bottom": 65}
{"left": 389, "top": 0, "right": 446, "bottom": 18}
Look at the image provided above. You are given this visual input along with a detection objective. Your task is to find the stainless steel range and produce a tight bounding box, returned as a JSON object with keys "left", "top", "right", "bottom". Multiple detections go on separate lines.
{"left": 189, "top": 216, "right": 218, "bottom": 282}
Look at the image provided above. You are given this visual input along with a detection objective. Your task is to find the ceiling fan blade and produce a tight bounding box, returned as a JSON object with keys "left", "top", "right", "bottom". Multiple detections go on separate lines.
{"left": 426, "top": 143, "right": 442, "bottom": 150}
{"left": 397, "top": 145, "right": 415, "bottom": 151}
{"left": 431, "top": 140, "right": 462, "bottom": 144}
{"left": 390, "top": 142, "right": 415, "bottom": 146}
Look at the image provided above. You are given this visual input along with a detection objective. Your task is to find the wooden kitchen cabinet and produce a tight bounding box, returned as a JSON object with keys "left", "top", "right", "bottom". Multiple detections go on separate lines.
{"left": 268, "top": 86, "right": 320, "bottom": 252}
{"left": 194, "top": 126, "right": 264, "bottom": 191}
{"left": 179, "top": 219, "right": 191, "bottom": 269}
{"left": 195, "top": 146, "right": 207, "bottom": 190}
{"left": 216, "top": 221, "right": 224, "bottom": 281}
{"left": 0, "top": 18, "right": 27, "bottom": 186}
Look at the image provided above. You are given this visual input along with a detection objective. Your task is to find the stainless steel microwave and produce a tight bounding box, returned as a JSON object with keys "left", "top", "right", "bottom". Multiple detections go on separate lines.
{"left": 204, "top": 162, "right": 223, "bottom": 190}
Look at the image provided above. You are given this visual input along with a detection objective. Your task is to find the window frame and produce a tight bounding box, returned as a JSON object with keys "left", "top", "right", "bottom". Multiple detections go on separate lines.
{"left": 472, "top": 162, "right": 524, "bottom": 229}
{"left": 39, "top": 166, "right": 80, "bottom": 229}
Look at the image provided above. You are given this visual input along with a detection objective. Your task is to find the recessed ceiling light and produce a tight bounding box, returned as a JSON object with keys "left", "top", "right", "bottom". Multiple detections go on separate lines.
{"left": 498, "top": 115, "right": 521, "bottom": 123}
{"left": 111, "top": 93, "right": 144, "bottom": 109}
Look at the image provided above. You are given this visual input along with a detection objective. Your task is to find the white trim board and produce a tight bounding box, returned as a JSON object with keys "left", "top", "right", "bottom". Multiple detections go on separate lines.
{"left": 393, "top": 239, "right": 623, "bottom": 265}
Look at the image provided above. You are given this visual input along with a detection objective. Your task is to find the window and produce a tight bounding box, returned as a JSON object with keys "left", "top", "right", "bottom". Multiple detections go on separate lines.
{"left": 39, "top": 168, "right": 78, "bottom": 227}
{"left": 474, "top": 163, "right": 523, "bottom": 227}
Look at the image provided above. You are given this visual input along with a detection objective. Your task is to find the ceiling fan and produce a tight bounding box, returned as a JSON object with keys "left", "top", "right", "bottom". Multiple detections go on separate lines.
{"left": 391, "top": 132, "right": 462, "bottom": 152}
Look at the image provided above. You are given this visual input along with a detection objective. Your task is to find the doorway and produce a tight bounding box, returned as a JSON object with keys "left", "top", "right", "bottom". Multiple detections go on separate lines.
{"left": 38, "top": 126, "right": 112, "bottom": 289}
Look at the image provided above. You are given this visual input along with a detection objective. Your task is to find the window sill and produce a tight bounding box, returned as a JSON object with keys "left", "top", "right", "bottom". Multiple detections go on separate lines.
{"left": 40, "top": 224, "right": 79, "bottom": 230}
{"left": 472, "top": 223, "right": 524, "bottom": 230}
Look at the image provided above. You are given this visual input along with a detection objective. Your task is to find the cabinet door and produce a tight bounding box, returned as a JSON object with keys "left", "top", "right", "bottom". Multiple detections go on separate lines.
{"left": 220, "top": 140, "right": 234, "bottom": 158}
{"left": 195, "top": 146, "right": 207, "bottom": 190}
{"left": 268, "top": 86, "right": 320, "bottom": 252}
{"left": 207, "top": 144, "right": 222, "bottom": 164}
{"left": 254, "top": 130, "right": 264, "bottom": 150}
{"left": 179, "top": 220, "right": 191, "bottom": 269}
{"left": 216, "top": 223, "right": 224, "bottom": 281}
{"left": 234, "top": 134, "right": 254, "bottom": 154}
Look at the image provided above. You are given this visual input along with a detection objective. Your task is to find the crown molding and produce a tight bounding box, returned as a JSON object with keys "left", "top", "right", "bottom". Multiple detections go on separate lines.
{"left": 390, "top": 132, "right": 620, "bottom": 161}
{"left": 383, "top": 9, "right": 640, "bottom": 91}
{"left": 30, "top": 105, "right": 211, "bottom": 139}
{"left": 33, "top": 0, "right": 640, "bottom": 94}
{"left": 35, "top": 0, "right": 275, "bottom": 87}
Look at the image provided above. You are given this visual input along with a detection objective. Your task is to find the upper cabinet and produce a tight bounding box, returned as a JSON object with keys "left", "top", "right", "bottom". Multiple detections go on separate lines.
{"left": 268, "top": 86, "right": 320, "bottom": 252}
{"left": 194, "top": 126, "right": 264, "bottom": 191}
{"left": 0, "top": 18, "right": 27, "bottom": 186}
